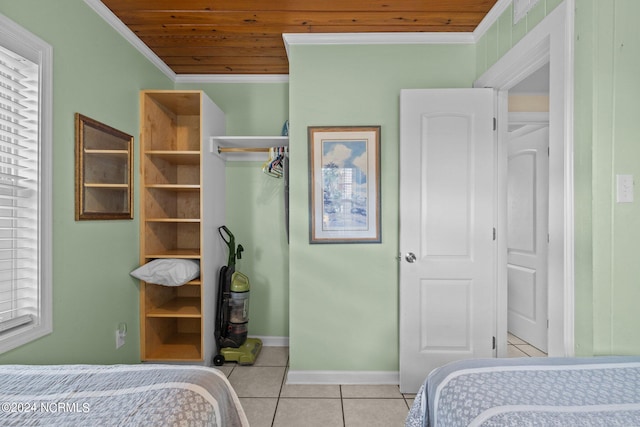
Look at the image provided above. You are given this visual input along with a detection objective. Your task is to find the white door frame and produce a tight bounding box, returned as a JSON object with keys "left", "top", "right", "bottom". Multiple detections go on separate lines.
{"left": 474, "top": 0, "right": 575, "bottom": 357}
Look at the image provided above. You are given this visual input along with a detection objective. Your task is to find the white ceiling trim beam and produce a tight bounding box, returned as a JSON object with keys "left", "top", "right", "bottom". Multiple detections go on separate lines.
{"left": 282, "top": 32, "right": 475, "bottom": 57}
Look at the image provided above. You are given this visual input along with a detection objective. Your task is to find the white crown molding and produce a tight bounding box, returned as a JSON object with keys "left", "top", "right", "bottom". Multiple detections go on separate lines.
{"left": 83, "top": 0, "right": 176, "bottom": 81}
{"left": 473, "top": 0, "right": 513, "bottom": 41}
{"left": 283, "top": 32, "right": 475, "bottom": 57}
{"left": 281, "top": 0, "right": 510, "bottom": 57}
{"left": 175, "top": 74, "right": 290, "bottom": 84}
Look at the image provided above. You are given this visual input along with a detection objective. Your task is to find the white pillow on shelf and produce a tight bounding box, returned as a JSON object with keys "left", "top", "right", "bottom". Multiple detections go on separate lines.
{"left": 130, "top": 259, "right": 200, "bottom": 287}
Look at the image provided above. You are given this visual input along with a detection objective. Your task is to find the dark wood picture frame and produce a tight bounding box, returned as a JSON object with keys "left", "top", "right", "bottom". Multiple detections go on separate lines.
{"left": 75, "top": 113, "right": 133, "bottom": 220}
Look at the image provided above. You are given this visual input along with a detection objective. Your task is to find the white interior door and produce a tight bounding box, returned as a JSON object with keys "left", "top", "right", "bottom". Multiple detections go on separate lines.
{"left": 507, "top": 125, "right": 549, "bottom": 352}
{"left": 399, "top": 88, "right": 496, "bottom": 393}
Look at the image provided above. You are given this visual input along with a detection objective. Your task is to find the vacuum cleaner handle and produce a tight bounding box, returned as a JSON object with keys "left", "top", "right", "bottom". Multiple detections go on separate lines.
{"left": 219, "top": 225, "right": 246, "bottom": 265}
{"left": 218, "top": 225, "right": 236, "bottom": 266}
{"left": 218, "top": 225, "right": 233, "bottom": 245}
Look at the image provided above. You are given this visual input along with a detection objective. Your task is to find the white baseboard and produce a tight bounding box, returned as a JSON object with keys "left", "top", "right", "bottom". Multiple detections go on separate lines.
{"left": 248, "top": 338, "right": 398, "bottom": 385}
{"left": 250, "top": 336, "right": 289, "bottom": 347}
{"left": 287, "top": 370, "right": 399, "bottom": 385}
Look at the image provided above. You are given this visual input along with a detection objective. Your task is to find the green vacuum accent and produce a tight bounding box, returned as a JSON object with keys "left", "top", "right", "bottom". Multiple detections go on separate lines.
{"left": 231, "top": 271, "right": 250, "bottom": 292}
{"left": 218, "top": 338, "right": 263, "bottom": 366}
{"left": 214, "top": 225, "right": 262, "bottom": 367}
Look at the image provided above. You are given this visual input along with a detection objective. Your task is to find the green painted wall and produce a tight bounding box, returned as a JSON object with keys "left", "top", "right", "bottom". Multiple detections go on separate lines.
{"left": 573, "top": 0, "right": 596, "bottom": 356}
{"left": 574, "top": 0, "right": 640, "bottom": 356}
{"left": 223, "top": 161, "right": 289, "bottom": 337}
{"left": 588, "top": 0, "right": 640, "bottom": 355}
{"left": 0, "top": 2, "right": 292, "bottom": 363}
{"left": 0, "top": 0, "right": 172, "bottom": 364}
{"left": 176, "top": 82, "right": 290, "bottom": 337}
{"left": 4, "top": 0, "right": 639, "bottom": 370}
{"left": 287, "top": 44, "right": 476, "bottom": 371}
{"left": 175, "top": 83, "right": 289, "bottom": 137}
{"left": 479, "top": 0, "right": 640, "bottom": 356}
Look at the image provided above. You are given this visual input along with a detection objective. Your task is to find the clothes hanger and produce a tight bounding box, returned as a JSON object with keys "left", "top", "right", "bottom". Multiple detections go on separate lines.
{"left": 262, "top": 147, "right": 283, "bottom": 178}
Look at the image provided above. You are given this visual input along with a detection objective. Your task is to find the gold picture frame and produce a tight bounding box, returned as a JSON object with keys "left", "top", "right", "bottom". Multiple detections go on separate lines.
{"left": 308, "top": 126, "right": 381, "bottom": 243}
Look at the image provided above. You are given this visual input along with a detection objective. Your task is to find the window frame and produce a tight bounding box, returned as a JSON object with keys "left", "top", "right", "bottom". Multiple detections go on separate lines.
{"left": 0, "top": 12, "right": 53, "bottom": 354}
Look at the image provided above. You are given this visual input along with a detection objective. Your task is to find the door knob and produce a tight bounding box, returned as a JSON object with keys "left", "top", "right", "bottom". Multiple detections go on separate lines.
{"left": 405, "top": 252, "right": 417, "bottom": 263}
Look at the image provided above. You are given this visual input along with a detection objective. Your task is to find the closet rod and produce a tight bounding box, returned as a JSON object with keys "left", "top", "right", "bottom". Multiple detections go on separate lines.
{"left": 217, "top": 147, "right": 270, "bottom": 154}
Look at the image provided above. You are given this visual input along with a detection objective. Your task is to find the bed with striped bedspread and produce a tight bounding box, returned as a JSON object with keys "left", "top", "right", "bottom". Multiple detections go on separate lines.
{"left": 406, "top": 356, "right": 640, "bottom": 427}
{"left": 0, "top": 364, "right": 248, "bottom": 426}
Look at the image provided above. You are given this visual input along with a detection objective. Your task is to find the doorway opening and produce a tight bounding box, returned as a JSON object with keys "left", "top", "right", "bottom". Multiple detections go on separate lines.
{"left": 474, "top": 0, "right": 575, "bottom": 359}
{"left": 506, "top": 63, "right": 550, "bottom": 357}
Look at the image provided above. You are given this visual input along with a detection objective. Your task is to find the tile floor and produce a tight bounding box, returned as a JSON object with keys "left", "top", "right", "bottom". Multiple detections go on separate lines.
{"left": 216, "top": 347, "right": 415, "bottom": 427}
{"left": 219, "top": 338, "right": 544, "bottom": 426}
{"left": 507, "top": 333, "right": 548, "bottom": 357}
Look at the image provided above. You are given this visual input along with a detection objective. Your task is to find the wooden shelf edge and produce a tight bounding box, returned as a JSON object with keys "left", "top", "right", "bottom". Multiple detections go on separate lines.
{"left": 144, "top": 151, "right": 201, "bottom": 165}
{"left": 84, "top": 183, "right": 129, "bottom": 188}
{"left": 142, "top": 356, "right": 204, "bottom": 363}
{"left": 85, "top": 149, "right": 129, "bottom": 155}
{"left": 147, "top": 297, "right": 201, "bottom": 318}
{"left": 144, "top": 150, "right": 200, "bottom": 155}
{"left": 144, "top": 184, "right": 200, "bottom": 190}
{"left": 145, "top": 218, "right": 200, "bottom": 223}
{"left": 142, "top": 331, "right": 202, "bottom": 361}
{"left": 144, "top": 250, "right": 201, "bottom": 259}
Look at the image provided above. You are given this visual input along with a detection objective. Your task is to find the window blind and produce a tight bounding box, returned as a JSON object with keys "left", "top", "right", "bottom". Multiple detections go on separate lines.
{"left": 0, "top": 44, "right": 40, "bottom": 337}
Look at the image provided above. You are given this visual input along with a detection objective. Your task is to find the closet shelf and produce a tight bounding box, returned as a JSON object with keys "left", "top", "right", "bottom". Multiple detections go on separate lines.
{"left": 144, "top": 249, "right": 201, "bottom": 259}
{"left": 84, "top": 183, "right": 129, "bottom": 188}
{"left": 144, "top": 151, "right": 200, "bottom": 165}
{"left": 84, "top": 149, "right": 129, "bottom": 155}
{"left": 144, "top": 184, "right": 200, "bottom": 191}
{"left": 146, "top": 297, "right": 201, "bottom": 318}
{"left": 143, "top": 333, "right": 201, "bottom": 362}
{"left": 145, "top": 218, "right": 200, "bottom": 223}
{"left": 211, "top": 135, "right": 288, "bottom": 161}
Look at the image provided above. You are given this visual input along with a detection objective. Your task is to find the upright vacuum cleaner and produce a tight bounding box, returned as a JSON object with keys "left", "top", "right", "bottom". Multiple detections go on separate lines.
{"left": 213, "top": 226, "right": 262, "bottom": 366}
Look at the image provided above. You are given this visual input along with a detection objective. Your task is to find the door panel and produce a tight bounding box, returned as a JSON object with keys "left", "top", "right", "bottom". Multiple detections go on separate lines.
{"left": 399, "top": 89, "right": 496, "bottom": 393}
{"left": 420, "top": 280, "right": 471, "bottom": 351}
{"left": 422, "top": 114, "right": 472, "bottom": 257}
{"left": 507, "top": 125, "right": 549, "bottom": 352}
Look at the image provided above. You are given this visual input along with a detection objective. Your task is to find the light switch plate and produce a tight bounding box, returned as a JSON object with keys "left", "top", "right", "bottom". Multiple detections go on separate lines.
{"left": 616, "top": 174, "right": 634, "bottom": 203}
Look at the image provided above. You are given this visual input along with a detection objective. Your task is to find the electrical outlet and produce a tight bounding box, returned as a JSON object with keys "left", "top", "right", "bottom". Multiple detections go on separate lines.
{"left": 115, "top": 322, "right": 127, "bottom": 349}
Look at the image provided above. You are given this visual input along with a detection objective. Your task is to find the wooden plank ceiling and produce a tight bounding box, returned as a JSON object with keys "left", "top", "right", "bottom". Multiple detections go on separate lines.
{"left": 101, "top": 0, "right": 498, "bottom": 75}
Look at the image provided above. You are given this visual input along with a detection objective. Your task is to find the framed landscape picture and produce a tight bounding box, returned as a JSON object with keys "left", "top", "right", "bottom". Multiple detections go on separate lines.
{"left": 308, "top": 126, "right": 381, "bottom": 243}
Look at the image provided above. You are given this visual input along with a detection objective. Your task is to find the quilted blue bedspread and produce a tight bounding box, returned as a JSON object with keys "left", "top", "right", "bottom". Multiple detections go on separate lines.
{"left": 0, "top": 364, "right": 249, "bottom": 426}
{"left": 406, "top": 356, "right": 640, "bottom": 427}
